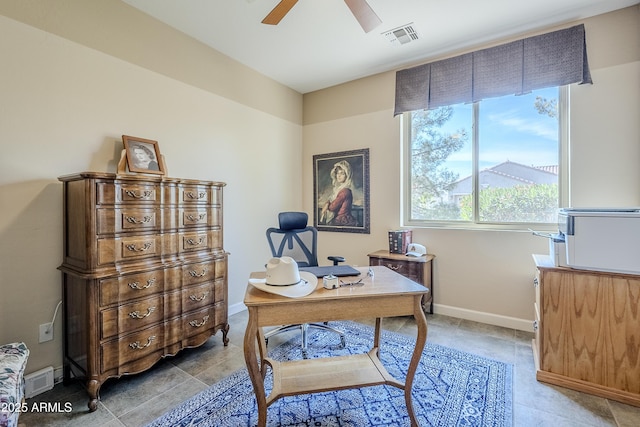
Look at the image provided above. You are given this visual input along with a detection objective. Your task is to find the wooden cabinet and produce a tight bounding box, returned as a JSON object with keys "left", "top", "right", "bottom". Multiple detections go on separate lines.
{"left": 367, "top": 250, "right": 434, "bottom": 313}
{"left": 58, "top": 172, "right": 229, "bottom": 411}
{"left": 532, "top": 254, "right": 640, "bottom": 407}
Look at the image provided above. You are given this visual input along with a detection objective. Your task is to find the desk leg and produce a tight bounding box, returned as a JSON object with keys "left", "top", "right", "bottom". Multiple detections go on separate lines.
{"left": 243, "top": 307, "right": 268, "bottom": 427}
{"left": 256, "top": 327, "right": 268, "bottom": 380}
{"left": 373, "top": 318, "right": 382, "bottom": 357}
{"left": 406, "top": 296, "right": 428, "bottom": 427}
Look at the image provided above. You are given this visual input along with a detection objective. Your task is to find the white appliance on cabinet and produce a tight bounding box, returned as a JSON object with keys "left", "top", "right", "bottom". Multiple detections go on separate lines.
{"left": 559, "top": 208, "right": 640, "bottom": 275}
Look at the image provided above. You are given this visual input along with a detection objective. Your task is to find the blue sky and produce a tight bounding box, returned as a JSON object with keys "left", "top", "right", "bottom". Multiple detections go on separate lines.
{"left": 437, "top": 87, "right": 559, "bottom": 179}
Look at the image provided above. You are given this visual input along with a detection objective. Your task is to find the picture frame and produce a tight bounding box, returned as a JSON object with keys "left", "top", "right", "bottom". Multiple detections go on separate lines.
{"left": 313, "top": 148, "right": 370, "bottom": 234}
{"left": 122, "top": 135, "right": 165, "bottom": 175}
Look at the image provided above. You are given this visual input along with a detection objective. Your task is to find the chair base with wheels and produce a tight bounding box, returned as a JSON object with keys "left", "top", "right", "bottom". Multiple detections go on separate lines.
{"left": 264, "top": 211, "right": 347, "bottom": 359}
{"left": 264, "top": 323, "right": 346, "bottom": 359}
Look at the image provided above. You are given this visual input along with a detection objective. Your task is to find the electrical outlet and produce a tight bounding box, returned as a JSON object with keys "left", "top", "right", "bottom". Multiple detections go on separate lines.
{"left": 39, "top": 323, "right": 53, "bottom": 343}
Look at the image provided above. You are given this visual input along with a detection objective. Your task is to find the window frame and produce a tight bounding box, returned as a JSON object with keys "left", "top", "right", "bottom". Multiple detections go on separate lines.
{"left": 401, "top": 86, "right": 569, "bottom": 232}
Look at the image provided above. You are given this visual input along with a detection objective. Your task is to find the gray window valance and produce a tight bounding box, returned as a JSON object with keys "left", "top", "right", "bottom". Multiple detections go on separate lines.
{"left": 394, "top": 24, "right": 592, "bottom": 116}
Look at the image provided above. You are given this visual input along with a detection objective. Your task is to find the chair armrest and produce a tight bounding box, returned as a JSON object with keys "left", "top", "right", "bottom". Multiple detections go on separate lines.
{"left": 327, "top": 256, "right": 345, "bottom": 265}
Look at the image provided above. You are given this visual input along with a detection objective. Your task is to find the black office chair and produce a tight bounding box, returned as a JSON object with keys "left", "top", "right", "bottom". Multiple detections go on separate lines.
{"left": 264, "top": 211, "right": 346, "bottom": 358}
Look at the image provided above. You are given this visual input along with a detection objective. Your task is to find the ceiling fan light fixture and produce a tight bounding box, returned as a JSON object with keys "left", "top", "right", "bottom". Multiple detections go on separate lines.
{"left": 260, "top": 0, "right": 382, "bottom": 33}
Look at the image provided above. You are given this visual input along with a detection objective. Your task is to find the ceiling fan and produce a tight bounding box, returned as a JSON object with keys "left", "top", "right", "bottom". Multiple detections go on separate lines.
{"left": 261, "top": 0, "right": 382, "bottom": 33}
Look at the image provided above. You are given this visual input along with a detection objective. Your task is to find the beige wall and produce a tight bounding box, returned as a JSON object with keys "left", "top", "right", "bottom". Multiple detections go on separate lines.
{"left": 0, "top": 0, "right": 302, "bottom": 374}
{"left": 303, "top": 6, "right": 640, "bottom": 329}
{"left": 0, "top": 0, "right": 302, "bottom": 124}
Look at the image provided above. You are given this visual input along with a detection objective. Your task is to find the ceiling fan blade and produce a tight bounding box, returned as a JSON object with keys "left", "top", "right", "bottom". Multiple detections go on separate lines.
{"left": 262, "top": 0, "right": 299, "bottom": 25}
{"left": 344, "top": 0, "right": 382, "bottom": 33}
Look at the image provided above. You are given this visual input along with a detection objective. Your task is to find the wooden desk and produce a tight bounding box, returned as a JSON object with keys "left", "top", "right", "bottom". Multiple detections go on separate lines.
{"left": 243, "top": 266, "right": 429, "bottom": 427}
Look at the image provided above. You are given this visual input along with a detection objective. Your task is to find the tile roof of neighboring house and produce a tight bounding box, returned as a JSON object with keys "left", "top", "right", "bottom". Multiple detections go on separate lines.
{"left": 535, "top": 165, "right": 559, "bottom": 175}
{"left": 450, "top": 160, "right": 558, "bottom": 195}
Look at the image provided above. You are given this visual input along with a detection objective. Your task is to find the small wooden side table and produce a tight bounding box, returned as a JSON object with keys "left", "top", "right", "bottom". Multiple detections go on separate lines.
{"left": 368, "top": 250, "right": 434, "bottom": 314}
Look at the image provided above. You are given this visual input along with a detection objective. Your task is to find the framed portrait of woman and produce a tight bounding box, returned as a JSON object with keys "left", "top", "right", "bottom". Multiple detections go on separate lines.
{"left": 122, "top": 135, "right": 165, "bottom": 175}
{"left": 313, "top": 148, "right": 370, "bottom": 234}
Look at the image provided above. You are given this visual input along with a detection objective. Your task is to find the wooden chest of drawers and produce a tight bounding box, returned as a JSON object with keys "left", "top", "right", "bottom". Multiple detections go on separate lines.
{"left": 367, "top": 250, "right": 434, "bottom": 313}
{"left": 58, "top": 172, "right": 229, "bottom": 411}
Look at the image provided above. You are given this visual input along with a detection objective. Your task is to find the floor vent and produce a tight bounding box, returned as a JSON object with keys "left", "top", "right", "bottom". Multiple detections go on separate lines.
{"left": 24, "top": 366, "right": 54, "bottom": 398}
{"left": 383, "top": 23, "right": 420, "bottom": 45}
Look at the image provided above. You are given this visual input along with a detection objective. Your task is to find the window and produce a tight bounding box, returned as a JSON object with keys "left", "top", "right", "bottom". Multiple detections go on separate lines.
{"left": 403, "top": 86, "right": 567, "bottom": 229}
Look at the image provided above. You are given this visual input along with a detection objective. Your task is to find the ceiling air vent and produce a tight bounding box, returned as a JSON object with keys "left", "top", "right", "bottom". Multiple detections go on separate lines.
{"left": 383, "top": 24, "right": 419, "bottom": 45}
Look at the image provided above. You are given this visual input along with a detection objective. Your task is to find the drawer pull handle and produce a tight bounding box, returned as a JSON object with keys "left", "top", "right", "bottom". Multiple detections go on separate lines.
{"left": 124, "top": 190, "right": 153, "bottom": 199}
{"left": 189, "top": 269, "right": 207, "bottom": 277}
{"left": 189, "top": 315, "right": 209, "bottom": 328}
{"left": 125, "top": 215, "right": 152, "bottom": 224}
{"left": 126, "top": 242, "right": 152, "bottom": 252}
{"left": 186, "top": 237, "right": 205, "bottom": 246}
{"left": 186, "top": 214, "right": 206, "bottom": 223}
{"left": 129, "top": 335, "right": 156, "bottom": 350}
{"left": 186, "top": 191, "right": 206, "bottom": 200}
{"left": 128, "top": 278, "right": 156, "bottom": 290}
{"left": 189, "top": 292, "right": 209, "bottom": 302}
{"left": 129, "top": 306, "right": 156, "bottom": 319}
{"left": 386, "top": 264, "right": 402, "bottom": 271}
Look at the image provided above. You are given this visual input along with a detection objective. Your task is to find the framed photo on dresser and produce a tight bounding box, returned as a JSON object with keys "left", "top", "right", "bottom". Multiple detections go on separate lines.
{"left": 122, "top": 135, "right": 165, "bottom": 175}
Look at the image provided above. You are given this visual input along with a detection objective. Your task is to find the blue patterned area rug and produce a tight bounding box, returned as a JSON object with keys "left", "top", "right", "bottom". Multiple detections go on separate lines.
{"left": 147, "top": 321, "right": 513, "bottom": 427}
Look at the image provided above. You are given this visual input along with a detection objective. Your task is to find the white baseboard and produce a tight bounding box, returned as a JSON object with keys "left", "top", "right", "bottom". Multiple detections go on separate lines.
{"left": 228, "top": 301, "right": 532, "bottom": 332}
{"left": 229, "top": 302, "right": 247, "bottom": 316}
{"left": 53, "top": 366, "right": 64, "bottom": 384}
{"left": 433, "top": 304, "right": 534, "bottom": 332}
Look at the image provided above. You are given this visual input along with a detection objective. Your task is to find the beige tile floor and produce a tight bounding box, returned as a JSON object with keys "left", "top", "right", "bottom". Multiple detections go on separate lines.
{"left": 18, "top": 311, "right": 640, "bottom": 426}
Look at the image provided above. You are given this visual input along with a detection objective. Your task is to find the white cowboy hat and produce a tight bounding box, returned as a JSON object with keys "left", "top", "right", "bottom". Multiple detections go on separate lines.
{"left": 248, "top": 257, "right": 318, "bottom": 298}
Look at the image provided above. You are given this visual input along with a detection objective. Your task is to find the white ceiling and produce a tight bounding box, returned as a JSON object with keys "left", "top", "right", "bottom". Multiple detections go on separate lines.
{"left": 122, "top": 0, "right": 638, "bottom": 94}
